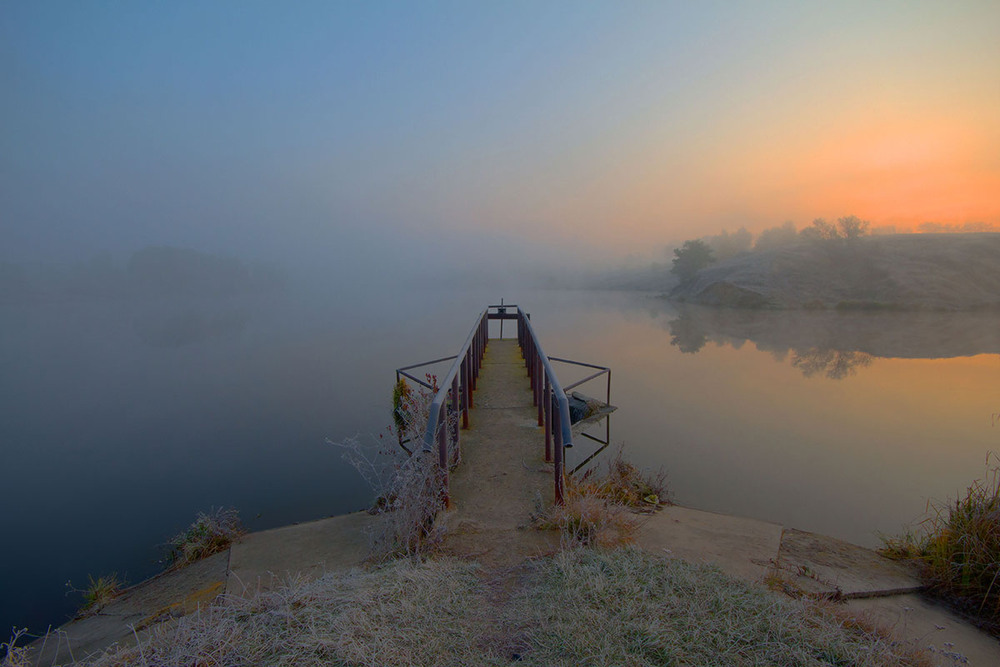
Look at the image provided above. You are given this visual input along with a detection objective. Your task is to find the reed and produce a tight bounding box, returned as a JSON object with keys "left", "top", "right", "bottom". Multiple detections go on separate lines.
{"left": 880, "top": 453, "right": 1000, "bottom": 631}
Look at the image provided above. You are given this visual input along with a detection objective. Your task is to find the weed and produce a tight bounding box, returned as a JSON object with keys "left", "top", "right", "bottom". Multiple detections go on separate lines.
{"left": 590, "top": 448, "right": 669, "bottom": 510}
{"left": 64, "top": 573, "right": 126, "bottom": 617}
{"left": 880, "top": 452, "right": 1000, "bottom": 633}
{"left": 167, "top": 506, "right": 244, "bottom": 567}
{"left": 330, "top": 374, "right": 452, "bottom": 561}
{"left": 81, "top": 573, "right": 123, "bottom": 614}
{"left": 0, "top": 628, "right": 30, "bottom": 667}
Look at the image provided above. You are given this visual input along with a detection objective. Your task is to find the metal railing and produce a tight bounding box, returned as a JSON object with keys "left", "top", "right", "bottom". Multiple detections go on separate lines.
{"left": 396, "top": 304, "right": 608, "bottom": 506}
{"left": 515, "top": 305, "right": 577, "bottom": 504}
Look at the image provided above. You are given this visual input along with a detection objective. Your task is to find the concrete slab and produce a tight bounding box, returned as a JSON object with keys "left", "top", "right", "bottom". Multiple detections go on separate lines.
{"left": 845, "top": 593, "right": 1000, "bottom": 666}
{"left": 635, "top": 504, "right": 784, "bottom": 583}
{"left": 226, "top": 511, "right": 376, "bottom": 597}
{"left": 775, "top": 528, "right": 922, "bottom": 599}
{"left": 27, "top": 550, "right": 229, "bottom": 666}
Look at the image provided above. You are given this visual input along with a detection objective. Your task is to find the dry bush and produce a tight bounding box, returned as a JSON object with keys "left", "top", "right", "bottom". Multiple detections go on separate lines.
{"left": 330, "top": 374, "right": 455, "bottom": 561}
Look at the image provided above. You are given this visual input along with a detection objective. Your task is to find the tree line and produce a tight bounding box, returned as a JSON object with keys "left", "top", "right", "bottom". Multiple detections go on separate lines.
{"left": 671, "top": 216, "right": 872, "bottom": 282}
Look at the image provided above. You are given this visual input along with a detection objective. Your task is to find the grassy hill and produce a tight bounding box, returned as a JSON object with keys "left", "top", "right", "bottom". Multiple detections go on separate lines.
{"left": 668, "top": 233, "right": 1000, "bottom": 310}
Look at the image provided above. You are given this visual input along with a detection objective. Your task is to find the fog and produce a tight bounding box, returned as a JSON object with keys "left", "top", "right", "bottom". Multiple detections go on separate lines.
{"left": 5, "top": 0, "right": 1000, "bottom": 646}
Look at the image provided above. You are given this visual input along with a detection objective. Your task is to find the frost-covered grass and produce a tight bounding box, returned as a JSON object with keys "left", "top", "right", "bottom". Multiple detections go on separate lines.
{"left": 9, "top": 548, "right": 932, "bottom": 667}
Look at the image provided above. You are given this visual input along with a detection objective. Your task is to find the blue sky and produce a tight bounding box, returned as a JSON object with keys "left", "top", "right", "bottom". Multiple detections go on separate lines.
{"left": 3, "top": 1, "right": 999, "bottom": 267}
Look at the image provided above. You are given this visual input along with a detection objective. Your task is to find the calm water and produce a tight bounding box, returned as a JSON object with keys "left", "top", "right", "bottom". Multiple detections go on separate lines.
{"left": 2, "top": 286, "right": 999, "bottom": 636}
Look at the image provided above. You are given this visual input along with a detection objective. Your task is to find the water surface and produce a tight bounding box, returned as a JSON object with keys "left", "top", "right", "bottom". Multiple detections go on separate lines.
{"left": 2, "top": 287, "right": 998, "bottom": 636}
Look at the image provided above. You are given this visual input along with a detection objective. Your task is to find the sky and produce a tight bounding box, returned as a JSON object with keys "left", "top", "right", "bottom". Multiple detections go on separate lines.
{"left": 3, "top": 1, "right": 999, "bottom": 268}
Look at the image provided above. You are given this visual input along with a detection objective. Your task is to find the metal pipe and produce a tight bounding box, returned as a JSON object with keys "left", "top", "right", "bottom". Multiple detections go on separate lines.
{"left": 421, "top": 309, "right": 487, "bottom": 453}
{"left": 562, "top": 369, "right": 609, "bottom": 392}
{"left": 547, "top": 357, "right": 610, "bottom": 371}
{"left": 396, "top": 355, "right": 459, "bottom": 372}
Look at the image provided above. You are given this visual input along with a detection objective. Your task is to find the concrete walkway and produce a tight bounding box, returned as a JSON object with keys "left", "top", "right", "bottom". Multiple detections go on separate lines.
{"left": 436, "top": 339, "right": 561, "bottom": 566}
{"left": 26, "top": 337, "right": 1000, "bottom": 666}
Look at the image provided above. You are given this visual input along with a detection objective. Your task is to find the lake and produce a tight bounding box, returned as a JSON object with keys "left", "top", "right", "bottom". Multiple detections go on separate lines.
{"left": 2, "top": 286, "right": 999, "bottom": 637}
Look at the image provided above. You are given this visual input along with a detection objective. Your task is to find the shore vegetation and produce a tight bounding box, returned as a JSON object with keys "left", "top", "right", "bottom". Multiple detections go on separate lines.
{"left": 880, "top": 453, "right": 1000, "bottom": 634}
{"left": 167, "top": 506, "right": 244, "bottom": 568}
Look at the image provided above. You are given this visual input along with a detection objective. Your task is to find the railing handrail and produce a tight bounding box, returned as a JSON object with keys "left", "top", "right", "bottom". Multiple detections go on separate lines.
{"left": 516, "top": 306, "right": 574, "bottom": 452}
{"left": 422, "top": 308, "right": 488, "bottom": 451}
{"left": 397, "top": 303, "right": 604, "bottom": 506}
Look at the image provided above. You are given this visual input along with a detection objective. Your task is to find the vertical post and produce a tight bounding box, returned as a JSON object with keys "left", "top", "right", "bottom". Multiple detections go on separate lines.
{"left": 544, "top": 377, "right": 552, "bottom": 462}
{"left": 536, "top": 362, "right": 544, "bottom": 425}
{"left": 461, "top": 357, "right": 470, "bottom": 427}
{"left": 438, "top": 402, "right": 449, "bottom": 506}
{"left": 553, "top": 404, "right": 564, "bottom": 505}
{"left": 450, "top": 375, "right": 460, "bottom": 464}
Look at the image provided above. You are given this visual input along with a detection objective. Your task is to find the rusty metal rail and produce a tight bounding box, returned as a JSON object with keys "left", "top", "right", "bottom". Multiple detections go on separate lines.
{"left": 514, "top": 305, "right": 579, "bottom": 504}
{"left": 396, "top": 304, "right": 607, "bottom": 505}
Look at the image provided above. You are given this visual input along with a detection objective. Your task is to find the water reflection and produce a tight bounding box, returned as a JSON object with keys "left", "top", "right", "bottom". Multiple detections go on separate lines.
{"left": 665, "top": 305, "right": 1000, "bottom": 378}
{"left": 790, "top": 349, "right": 874, "bottom": 379}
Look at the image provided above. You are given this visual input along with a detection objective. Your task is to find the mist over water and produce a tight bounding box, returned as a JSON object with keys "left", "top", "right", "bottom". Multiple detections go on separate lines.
{"left": 2, "top": 260, "right": 1000, "bottom": 636}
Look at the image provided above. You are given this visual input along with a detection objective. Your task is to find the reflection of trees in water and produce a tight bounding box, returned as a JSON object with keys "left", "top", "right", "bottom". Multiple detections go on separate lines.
{"left": 791, "top": 348, "right": 874, "bottom": 380}
{"left": 668, "top": 314, "right": 707, "bottom": 353}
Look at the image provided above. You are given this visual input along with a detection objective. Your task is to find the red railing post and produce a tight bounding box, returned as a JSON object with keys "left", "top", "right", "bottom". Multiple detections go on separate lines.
{"left": 438, "top": 402, "right": 449, "bottom": 506}
{"left": 544, "top": 376, "right": 551, "bottom": 462}
{"left": 451, "top": 375, "right": 460, "bottom": 464}
{"left": 553, "top": 399, "right": 564, "bottom": 505}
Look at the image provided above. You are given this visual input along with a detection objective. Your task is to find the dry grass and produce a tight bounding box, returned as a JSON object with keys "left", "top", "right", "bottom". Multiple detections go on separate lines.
{"left": 880, "top": 453, "right": 1000, "bottom": 633}
{"left": 167, "top": 506, "right": 244, "bottom": 568}
{"left": 30, "top": 549, "right": 935, "bottom": 667}
{"left": 518, "top": 548, "right": 932, "bottom": 666}
{"left": 73, "top": 559, "right": 494, "bottom": 667}
{"left": 589, "top": 448, "right": 669, "bottom": 510}
{"left": 532, "top": 449, "right": 665, "bottom": 546}
{"left": 330, "top": 375, "right": 452, "bottom": 562}
{"left": 532, "top": 476, "right": 640, "bottom": 547}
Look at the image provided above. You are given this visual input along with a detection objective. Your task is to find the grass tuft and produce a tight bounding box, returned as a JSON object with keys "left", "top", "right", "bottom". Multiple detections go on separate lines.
{"left": 880, "top": 453, "right": 1000, "bottom": 633}
{"left": 533, "top": 449, "right": 666, "bottom": 547}
{"left": 167, "top": 506, "right": 244, "bottom": 567}
{"left": 80, "top": 573, "right": 124, "bottom": 615}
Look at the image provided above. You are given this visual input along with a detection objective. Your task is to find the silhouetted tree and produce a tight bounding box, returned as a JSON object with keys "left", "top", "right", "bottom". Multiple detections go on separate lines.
{"left": 753, "top": 221, "right": 798, "bottom": 251}
{"left": 799, "top": 218, "right": 839, "bottom": 242}
{"left": 671, "top": 240, "right": 715, "bottom": 282}
{"left": 706, "top": 227, "right": 753, "bottom": 262}
{"left": 837, "top": 215, "right": 870, "bottom": 242}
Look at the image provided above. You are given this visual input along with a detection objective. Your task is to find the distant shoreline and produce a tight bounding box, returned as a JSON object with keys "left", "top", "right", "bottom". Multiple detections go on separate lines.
{"left": 667, "top": 233, "right": 1000, "bottom": 311}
